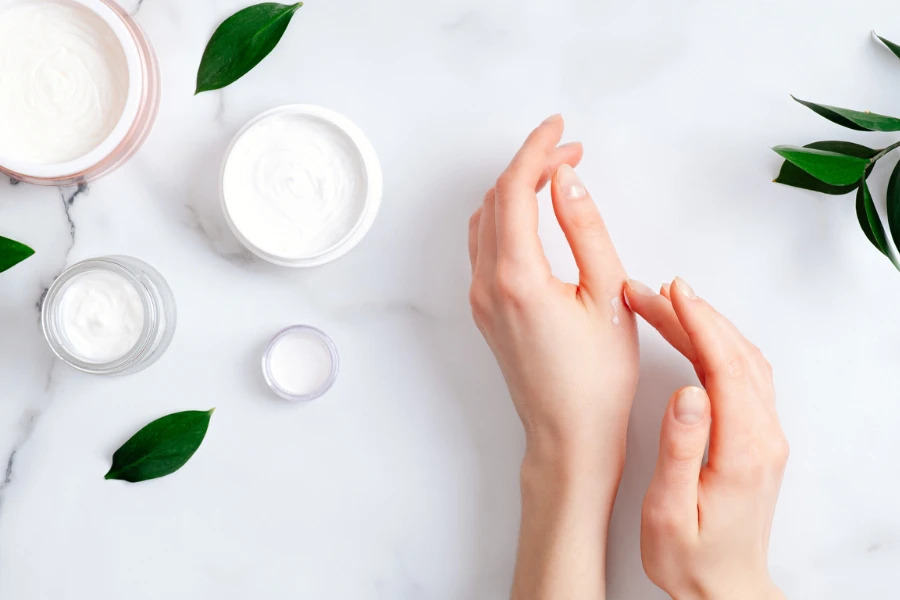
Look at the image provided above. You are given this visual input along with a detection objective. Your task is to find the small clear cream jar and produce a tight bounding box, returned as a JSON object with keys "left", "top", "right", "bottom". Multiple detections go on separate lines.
{"left": 262, "top": 325, "right": 339, "bottom": 401}
{"left": 220, "top": 105, "right": 383, "bottom": 267}
{"left": 0, "top": 0, "right": 160, "bottom": 186}
{"left": 42, "top": 256, "right": 176, "bottom": 376}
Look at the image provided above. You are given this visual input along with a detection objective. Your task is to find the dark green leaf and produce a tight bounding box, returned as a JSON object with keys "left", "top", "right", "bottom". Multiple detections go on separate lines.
{"left": 791, "top": 96, "right": 900, "bottom": 132}
{"left": 886, "top": 158, "right": 900, "bottom": 259}
{"left": 196, "top": 2, "right": 303, "bottom": 94}
{"left": 772, "top": 145, "right": 870, "bottom": 186}
{"left": 874, "top": 32, "right": 900, "bottom": 61}
{"left": 774, "top": 141, "right": 878, "bottom": 195}
{"left": 105, "top": 409, "right": 214, "bottom": 483}
{"left": 0, "top": 236, "right": 35, "bottom": 273}
{"left": 856, "top": 180, "right": 895, "bottom": 264}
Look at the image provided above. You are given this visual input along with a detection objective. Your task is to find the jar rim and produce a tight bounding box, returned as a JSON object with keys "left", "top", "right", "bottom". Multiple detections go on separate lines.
{"left": 261, "top": 325, "right": 340, "bottom": 401}
{"left": 0, "top": 0, "right": 152, "bottom": 182}
{"left": 41, "top": 256, "right": 160, "bottom": 375}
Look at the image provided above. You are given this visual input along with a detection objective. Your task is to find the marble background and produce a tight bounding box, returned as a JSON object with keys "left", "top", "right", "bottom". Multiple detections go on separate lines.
{"left": 2, "top": 0, "right": 900, "bottom": 597}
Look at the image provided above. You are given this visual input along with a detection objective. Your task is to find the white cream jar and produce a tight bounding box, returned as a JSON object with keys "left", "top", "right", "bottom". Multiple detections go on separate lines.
{"left": 221, "top": 105, "right": 383, "bottom": 267}
{"left": 0, "top": 0, "right": 160, "bottom": 185}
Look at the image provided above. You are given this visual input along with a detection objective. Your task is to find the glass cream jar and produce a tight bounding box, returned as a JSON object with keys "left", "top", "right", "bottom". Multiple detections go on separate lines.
{"left": 42, "top": 256, "right": 176, "bottom": 376}
{"left": 0, "top": 0, "right": 160, "bottom": 186}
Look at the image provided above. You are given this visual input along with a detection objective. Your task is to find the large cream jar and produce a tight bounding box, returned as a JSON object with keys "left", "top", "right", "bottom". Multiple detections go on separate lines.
{"left": 0, "top": 0, "right": 160, "bottom": 185}
{"left": 221, "top": 105, "right": 383, "bottom": 268}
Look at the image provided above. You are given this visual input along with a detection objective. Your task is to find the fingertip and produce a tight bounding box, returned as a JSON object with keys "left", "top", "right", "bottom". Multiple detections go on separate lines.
{"left": 672, "top": 386, "right": 709, "bottom": 427}
{"left": 541, "top": 113, "right": 563, "bottom": 126}
{"left": 555, "top": 141, "right": 584, "bottom": 166}
{"left": 624, "top": 278, "right": 655, "bottom": 311}
{"left": 660, "top": 283, "right": 671, "bottom": 299}
{"left": 671, "top": 276, "right": 696, "bottom": 299}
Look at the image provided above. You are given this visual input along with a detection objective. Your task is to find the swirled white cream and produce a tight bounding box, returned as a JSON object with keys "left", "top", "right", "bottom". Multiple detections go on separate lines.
{"left": 223, "top": 112, "right": 367, "bottom": 258}
{"left": 58, "top": 270, "right": 145, "bottom": 363}
{"left": 0, "top": 0, "right": 130, "bottom": 165}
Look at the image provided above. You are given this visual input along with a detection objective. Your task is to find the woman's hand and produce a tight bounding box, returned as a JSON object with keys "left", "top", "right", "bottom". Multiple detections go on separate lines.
{"left": 468, "top": 114, "right": 639, "bottom": 471}
{"left": 468, "top": 115, "right": 638, "bottom": 600}
{"left": 626, "top": 278, "right": 789, "bottom": 600}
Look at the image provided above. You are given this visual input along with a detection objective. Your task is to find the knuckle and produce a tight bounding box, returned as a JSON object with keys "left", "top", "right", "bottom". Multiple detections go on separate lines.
{"left": 468, "top": 285, "right": 492, "bottom": 319}
{"left": 495, "top": 173, "right": 516, "bottom": 195}
{"left": 468, "top": 210, "right": 481, "bottom": 232}
{"left": 715, "top": 354, "right": 746, "bottom": 379}
{"left": 750, "top": 345, "right": 772, "bottom": 372}
{"left": 769, "top": 434, "right": 791, "bottom": 466}
{"left": 729, "top": 434, "right": 789, "bottom": 480}
{"left": 641, "top": 498, "right": 683, "bottom": 534}
{"left": 571, "top": 211, "right": 606, "bottom": 237}
{"left": 494, "top": 264, "right": 533, "bottom": 304}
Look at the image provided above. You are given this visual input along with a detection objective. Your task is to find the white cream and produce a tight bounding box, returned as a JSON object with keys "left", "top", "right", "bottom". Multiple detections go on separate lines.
{"left": 222, "top": 111, "right": 368, "bottom": 259}
{"left": 0, "top": 0, "right": 130, "bottom": 165}
{"left": 58, "top": 270, "right": 145, "bottom": 363}
{"left": 268, "top": 330, "right": 334, "bottom": 396}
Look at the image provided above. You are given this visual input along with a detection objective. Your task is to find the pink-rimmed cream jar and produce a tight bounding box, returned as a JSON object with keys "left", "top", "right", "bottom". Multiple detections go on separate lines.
{"left": 0, "top": 0, "right": 160, "bottom": 186}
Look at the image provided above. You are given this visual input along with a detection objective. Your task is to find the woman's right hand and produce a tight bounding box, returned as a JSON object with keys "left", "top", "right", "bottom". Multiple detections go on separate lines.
{"left": 625, "top": 277, "right": 789, "bottom": 600}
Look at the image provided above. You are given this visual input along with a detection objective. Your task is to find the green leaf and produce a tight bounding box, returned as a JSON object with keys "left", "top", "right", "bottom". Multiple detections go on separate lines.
{"left": 856, "top": 180, "right": 896, "bottom": 267}
{"left": 0, "top": 236, "right": 35, "bottom": 273}
{"left": 196, "top": 2, "right": 303, "bottom": 94}
{"left": 771, "top": 145, "right": 870, "bottom": 186}
{"left": 105, "top": 409, "right": 214, "bottom": 483}
{"left": 791, "top": 96, "right": 900, "bottom": 132}
{"left": 886, "top": 158, "right": 900, "bottom": 259}
{"left": 874, "top": 32, "right": 900, "bottom": 61}
{"left": 774, "top": 141, "right": 878, "bottom": 195}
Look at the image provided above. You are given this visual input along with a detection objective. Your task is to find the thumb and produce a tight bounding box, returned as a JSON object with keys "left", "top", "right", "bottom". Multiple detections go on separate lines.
{"left": 647, "top": 386, "right": 711, "bottom": 527}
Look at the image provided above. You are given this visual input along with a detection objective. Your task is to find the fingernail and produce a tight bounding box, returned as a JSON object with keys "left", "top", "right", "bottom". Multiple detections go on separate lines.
{"left": 627, "top": 279, "right": 655, "bottom": 296}
{"left": 674, "top": 387, "right": 707, "bottom": 425}
{"left": 557, "top": 164, "right": 586, "bottom": 199}
{"left": 542, "top": 113, "right": 562, "bottom": 125}
{"left": 673, "top": 276, "right": 695, "bottom": 298}
{"left": 558, "top": 141, "right": 582, "bottom": 149}
{"left": 660, "top": 283, "right": 671, "bottom": 296}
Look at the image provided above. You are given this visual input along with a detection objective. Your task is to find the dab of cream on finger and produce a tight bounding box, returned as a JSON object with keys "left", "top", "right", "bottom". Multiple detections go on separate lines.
{"left": 611, "top": 296, "right": 621, "bottom": 326}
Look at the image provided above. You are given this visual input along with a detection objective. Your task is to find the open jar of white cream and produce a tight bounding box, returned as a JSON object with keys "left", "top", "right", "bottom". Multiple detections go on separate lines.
{"left": 41, "top": 256, "right": 177, "bottom": 375}
{"left": 0, "top": 0, "right": 160, "bottom": 185}
{"left": 221, "top": 105, "right": 383, "bottom": 267}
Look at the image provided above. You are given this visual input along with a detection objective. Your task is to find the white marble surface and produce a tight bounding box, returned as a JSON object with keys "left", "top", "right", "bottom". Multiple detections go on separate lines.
{"left": 2, "top": 0, "right": 900, "bottom": 597}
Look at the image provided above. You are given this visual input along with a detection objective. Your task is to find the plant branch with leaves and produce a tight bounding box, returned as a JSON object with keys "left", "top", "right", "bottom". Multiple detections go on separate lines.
{"left": 773, "top": 32, "right": 900, "bottom": 272}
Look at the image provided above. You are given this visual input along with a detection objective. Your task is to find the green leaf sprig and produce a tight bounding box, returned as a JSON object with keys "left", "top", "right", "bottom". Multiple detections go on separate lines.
{"left": 196, "top": 2, "right": 303, "bottom": 94}
{"left": 105, "top": 409, "right": 214, "bottom": 483}
{"left": 0, "top": 235, "right": 34, "bottom": 273}
{"left": 773, "top": 32, "right": 900, "bottom": 273}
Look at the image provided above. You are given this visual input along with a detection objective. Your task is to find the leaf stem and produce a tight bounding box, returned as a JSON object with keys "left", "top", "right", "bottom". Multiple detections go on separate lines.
{"left": 872, "top": 140, "right": 900, "bottom": 162}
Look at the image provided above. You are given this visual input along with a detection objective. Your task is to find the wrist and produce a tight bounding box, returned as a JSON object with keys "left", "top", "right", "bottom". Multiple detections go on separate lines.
{"left": 521, "top": 438, "right": 624, "bottom": 513}
{"left": 523, "top": 421, "right": 628, "bottom": 486}
{"left": 684, "top": 580, "right": 785, "bottom": 600}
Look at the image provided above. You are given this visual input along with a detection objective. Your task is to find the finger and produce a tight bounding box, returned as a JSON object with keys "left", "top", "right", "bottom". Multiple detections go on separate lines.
{"left": 668, "top": 277, "right": 776, "bottom": 466}
{"left": 646, "top": 386, "right": 711, "bottom": 532}
{"left": 468, "top": 206, "right": 482, "bottom": 272}
{"left": 551, "top": 164, "right": 625, "bottom": 297}
{"left": 660, "top": 283, "right": 671, "bottom": 299}
{"left": 535, "top": 142, "right": 584, "bottom": 193}
{"left": 625, "top": 279, "right": 704, "bottom": 383}
{"left": 668, "top": 277, "right": 763, "bottom": 384}
{"left": 475, "top": 190, "right": 497, "bottom": 279}
{"left": 494, "top": 115, "right": 566, "bottom": 263}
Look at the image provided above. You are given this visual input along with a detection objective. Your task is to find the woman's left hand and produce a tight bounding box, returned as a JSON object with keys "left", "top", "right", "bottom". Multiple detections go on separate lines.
{"left": 468, "top": 115, "right": 639, "bottom": 468}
